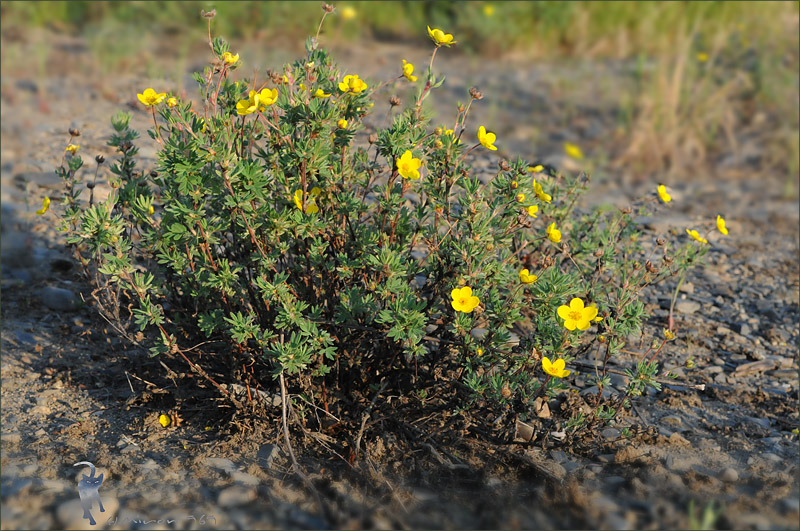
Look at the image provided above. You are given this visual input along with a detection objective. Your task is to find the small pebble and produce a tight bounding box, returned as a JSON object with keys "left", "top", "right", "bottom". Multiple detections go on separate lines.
{"left": 719, "top": 467, "right": 739, "bottom": 483}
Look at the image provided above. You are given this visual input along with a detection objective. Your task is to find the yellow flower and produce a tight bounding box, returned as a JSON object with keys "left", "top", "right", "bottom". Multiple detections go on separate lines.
{"left": 483, "top": 4, "right": 495, "bottom": 16}
{"left": 65, "top": 144, "right": 80, "bottom": 154}
{"left": 533, "top": 180, "right": 551, "bottom": 203}
{"left": 546, "top": 222, "right": 561, "bottom": 243}
{"left": 397, "top": 150, "right": 423, "bottom": 180}
{"left": 340, "top": 6, "right": 357, "bottom": 20}
{"left": 236, "top": 91, "right": 260, "bottom": 115}
{"left": 476, "top": 348, "right": 484, "bottom": 357}
{"left": 527, "top": 205, "right": 538, "bottom": 218}
{"left": 402, "top": 59, "right": 418, "bottom": 82}
{"left": 159, "top": 414, "right": 171, "bottom": 428}
{"left": 221, "top": 52, "right": 239, "bottom": 65}
{"left": 444, "top": 128, "right": 461, "bottom": 144}
{"left": 314, "top": 88, "right": 331, "bottom": 98}
{"left": 137, "top": 88, "right": 167, "bottom": 106}
{"left": 167, "top": 97, "right": 178, "bottom": 108}
{"left": 516, "top": 193, "right": 525, "bottom": 203}
{"left": 338, "top": 74, "right": 368, "bottom": 94}
{"left": 257, "top": 87, "right": 279, "bottom": 107}
{"left": 664, "top": 328, "right": 675, "bottom": 340}
{"left": 338, "top": 119, "right": 348, "bottom": 130}
{"left": 564, "top": 142, "right": 584, "bottom": 160}
{"left": 686, "top": 229, "right": 708, "bottom": 244}
{"left": 450, "top": 286, "right": 480, "bottom": 313}
{"left": 478, "top": 126, "right": 497, "bottom": 151}
{"left": 542, "top": 356, "right": 571, "bottom": 378}
{"left": 716, "top": 215, "right": 728, "bottom": 235}
{"left": 528, "top": 164, "right": 544, "bottom": 173}
{"left": 697, "top": 52, "right": 709, "bottom": 63}
{"left": 657, "top": 184, "right": 672, "bottom": 203}
{"left": 557, "top": 297, "right": 598, "bottom": 331}
{"left": 35, "top": 196, "right": 50, "bottom": 215}
{"left": 148, "top": 205, "right": 155, "bottom": 216}
{"left": 293, "top": 187, "right": 322, "bottom": 214}
{"left": 519, "top": 268, "right": 537, "bottom": 284}
{"left": 427, "top": 26, "right": 456, "bottom": 47}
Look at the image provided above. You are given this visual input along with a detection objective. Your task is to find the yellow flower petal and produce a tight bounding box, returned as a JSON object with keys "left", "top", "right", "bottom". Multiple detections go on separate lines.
{"left": 35, "top": 196, "right": 50, "bottom": 215}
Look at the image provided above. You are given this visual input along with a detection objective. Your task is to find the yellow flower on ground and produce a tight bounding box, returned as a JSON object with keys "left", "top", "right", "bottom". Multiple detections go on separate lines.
{"left": 137, "top": 88, "right": 167, "bottom": 106}
{"left": 338, "top": 74, "right": 368, "bottom": 94}
{"left": 397, "top": 150, "right": 423, "bottom": 180}
{"left": 314, "top": 88, "right": 331, "bottom": 98}
{"left": 716, "top": 215, "right": 728, "bottom": 235}
{"left": 35, "top": 196, "right": 50, "bottom": 215}
{"left": 450, "top": 286, "right": 480, "bottom": 313}
{"left": 293, "top": 187, "right": 322, "bottom": 214}
{"left": 402, "top": 59, "right": 418, "bottom": 82}
{"left": 533, "top": 180, "right": 551, "bottom": 203}
{"left": 546, "top": 222, "right": 561, "bottom": 243}
{"left": 338, "top": 119, "right": 348, "bottom": 129}
{"left": 542, "top": 356, "right": 571, "bottom": 378}
{"left": 221, "top": 52, "right": 239, "bottom": 65}
{"left": 65, "top": 144, "right": 80, "bottom": 154}
{"left": 664, "top": 328, "right": 675, "bottom": 340}
{"left": 657, "top": 184, "right": 672, "bottom": 203}
{"left": 564, "top": 142, "right": 584, "bottom": 160}
{"left": 340, "top": 6, "right": 357, "bottom": 20}
{"left": 483, "top": 4, "right": 495, "bottom": 16}
{"left": 519, "top": 268, "right": 537, "bottom": 284}
{"left": 686, "top": 229, "right": 708, "bottom": 244}
{"left": 478, "top": 126, "right": 497, "bottom": 151}
{"left": 557, "top": 297, "right": 598, "bottom": 331}
{"left": 427, "top": 26, "right": 456, "bottom": 47}
{"left": 697, "top": 52, "right": 709, "bottom": 63}
{"left": 159, "top": 414, "right": 171, "bottom": 428}
{"left": 167, "top": 97, "right": 178, "bottom": 108}
{"left": 528, "top": 164, "right": 544, "bottom": 173}
{"left": 527, "top": 205, "right": 538, "bottom": 218}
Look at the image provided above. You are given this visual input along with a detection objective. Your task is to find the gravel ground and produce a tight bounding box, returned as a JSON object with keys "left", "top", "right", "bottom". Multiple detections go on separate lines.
{"left": 1, "top": 29, "right": 798, "bottom": 530}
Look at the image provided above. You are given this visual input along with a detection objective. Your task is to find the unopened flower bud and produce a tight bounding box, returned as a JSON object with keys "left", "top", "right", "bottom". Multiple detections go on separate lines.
{"left": 434, "top": 127, "right": 443, "bottom": 136}
{"left": 458, "top": 103, "right": 465, "bottom": 113}
{"left": 434, "top": 140, "right": 443, "bottom": 149}
{"left": 69, "top": 127, "right": 81, "bottom": 137}
{"left": 632, "top": 261, "right": 641, "bottom": 270}
{"left": 120, "top": 141, "right": 132, "bottom": 152}
{"left": 516, "top": 193, "right": 525, "bottom": 203}
{"left": 200, "top": 9, "right": 216, "bottom": 18}
{"left": 511, "top": 180, "right": 518, "bottom": 189}
{"left": 663, "top": 254, "right": 673, "bottom": 264}
{"left": 486, "top": 243, "right": 495, "bottom": 251}
{"left": 95, "top": 154, "right": 105, "bottom": 164}
{"left": 621, "top": 205, "right": 632, "bottom": 215}
{"left": 598, "top": 335, "right": 606, "bottom": 343}
{"left": 501, "top": 385, "right": 512, "bottom": 399}
{"left": 150, "top": 170, "right": 159, "bottom": 178}
{"left": 368, "top": 133, "right": 378, "bottom": 144}
{"left": 86, "top": 182, "right": 95, "bottom": 190}
{"left": 322, "top": 3, "right": 335, "bottom": 13}
{"left": 499, "top": 160, "right": 510, "bottom": 171}
{"left": 469, "top": 87, "right": 483, "bottom": 100}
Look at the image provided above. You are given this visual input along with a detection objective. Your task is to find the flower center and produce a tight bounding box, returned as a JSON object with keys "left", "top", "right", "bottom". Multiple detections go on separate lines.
{"left": 458, "top": 297, "right": 469, "bottom": 306}
{"left": 568, "top": 310, "right": 583, "bottom": 322}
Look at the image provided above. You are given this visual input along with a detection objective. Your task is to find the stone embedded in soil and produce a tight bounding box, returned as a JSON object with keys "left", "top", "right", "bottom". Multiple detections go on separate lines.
{"left": 204, "top": 457, "right": 237, "bottom": 474}
{"left": 719, "top": 467, "right": 739, "bottom": 483}
{"left": 1, "top": 432, "right": 22, "bottom": 444}
{"left": 41, "top": 285, "right": 80, "bottom": 312}
{"left": 675, "top": 300, "right": 701, "bottom": 314}
{"left": 217, "top": 485, "right": 257, "bottom": 508}
{"left": 602, "top": 428, "right": 620, "bottom": 440}
{"left": 257, "top": 444, "right": 281, "bottom": 470}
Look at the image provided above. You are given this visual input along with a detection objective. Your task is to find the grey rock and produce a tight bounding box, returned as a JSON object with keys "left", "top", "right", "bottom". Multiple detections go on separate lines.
{"left": 231, "top": 471, "right": 260, "bottom": 486}
{"left": 733, "top": 322, "right": 752, "bottom": 336}
{"left": 41, "top": 286, "right": 80, "bottom": 312}
{"left": 217, "top": 485, "right": 256, "bottom": 508}
{"left": 719, "top": 467, "right": 739, "bottom": 483}
{"left": 1, "top": 432, "right": 21, "bottom": 444}
{"left": 713, "top": 372, "right": 728, "bottom": 384}
{"left": 204, "top": 457, "right": 237, "bottom": 473}
{"left": 257, "top": 444, "right": 281, "bottom": 470}
{"left": 704, "top": 365, "right": 723, "bottom": 375}
{"left": 602, "top": 428, "right": 620, "bottom": 440}
{"left": 675, "top": 300, "right": 700, "bottom": 314}
{"left": 781, "top": 497, "right": 800, "bottom": 514}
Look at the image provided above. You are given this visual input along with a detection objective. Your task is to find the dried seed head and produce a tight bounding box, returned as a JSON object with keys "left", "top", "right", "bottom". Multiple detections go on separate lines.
{"left": 86, "top": 182, "right": 95, "bottom": 190}
{"left": 120, "top": 141, "right": 132, "bottom": 152}
{"left": 469, "top": 87, "right": 483, "bottom": 100}
{"left": 632, "top": 261, "right": 641, "bottom": 270}
{"left": 95, "top": 154, "right": 105, "bottom": 164}
{"left": 663, "top": 254, "right": 673, "bottom": 264}
{"left": 458, "top": 103, "right": 465, "bottom": 113}
{"left": 69, "top": 127, "right": 81, "bottom": 137}
{"left": 150, "top": 170, "right": 159, "bottom": 178}
{"left": 499, "top": 160, "right": 511, "bottom": 171}
{"left": 501, "top": 385, "right": 512, "bottom": 399}
{"left": 322, "top": 3, "right": 335, "bottom": 13}
{"left": 621, "top": 205, "right": 633, "bottom": 215}
{"left": 645, "top": 260, "right": 658, "bottom": 273}
{"left": 200, "top": 9, "right": 216, "bottom": 18}
{"left": 389, "top": 96, "right": 401, "bottom": 107}
{"left": 267, "top": 69, "right": 281, "bottom": 84}
{"left": 594, "top": 248, "right": 604, "bottom": 258}
{"left": 368, "top": 133, "right": 377, "bottom": 144}
{"left": 656, "top": 237, "right": 666, "bottom": 246}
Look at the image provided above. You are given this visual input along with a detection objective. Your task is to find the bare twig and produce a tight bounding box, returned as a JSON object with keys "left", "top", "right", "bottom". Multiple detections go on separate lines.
{"left": 355, "top": 379, "right": 389, "bottom": 457}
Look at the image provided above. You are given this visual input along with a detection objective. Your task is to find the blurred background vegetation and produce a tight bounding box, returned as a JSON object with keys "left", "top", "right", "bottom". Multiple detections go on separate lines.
{"left": 1, "top": 1, "right": 797, "bottom": 186}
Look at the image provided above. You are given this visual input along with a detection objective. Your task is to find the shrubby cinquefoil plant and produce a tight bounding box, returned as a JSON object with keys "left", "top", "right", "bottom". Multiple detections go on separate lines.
{"left": 56, "top": 5, "right": 728, "bottom": 449}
